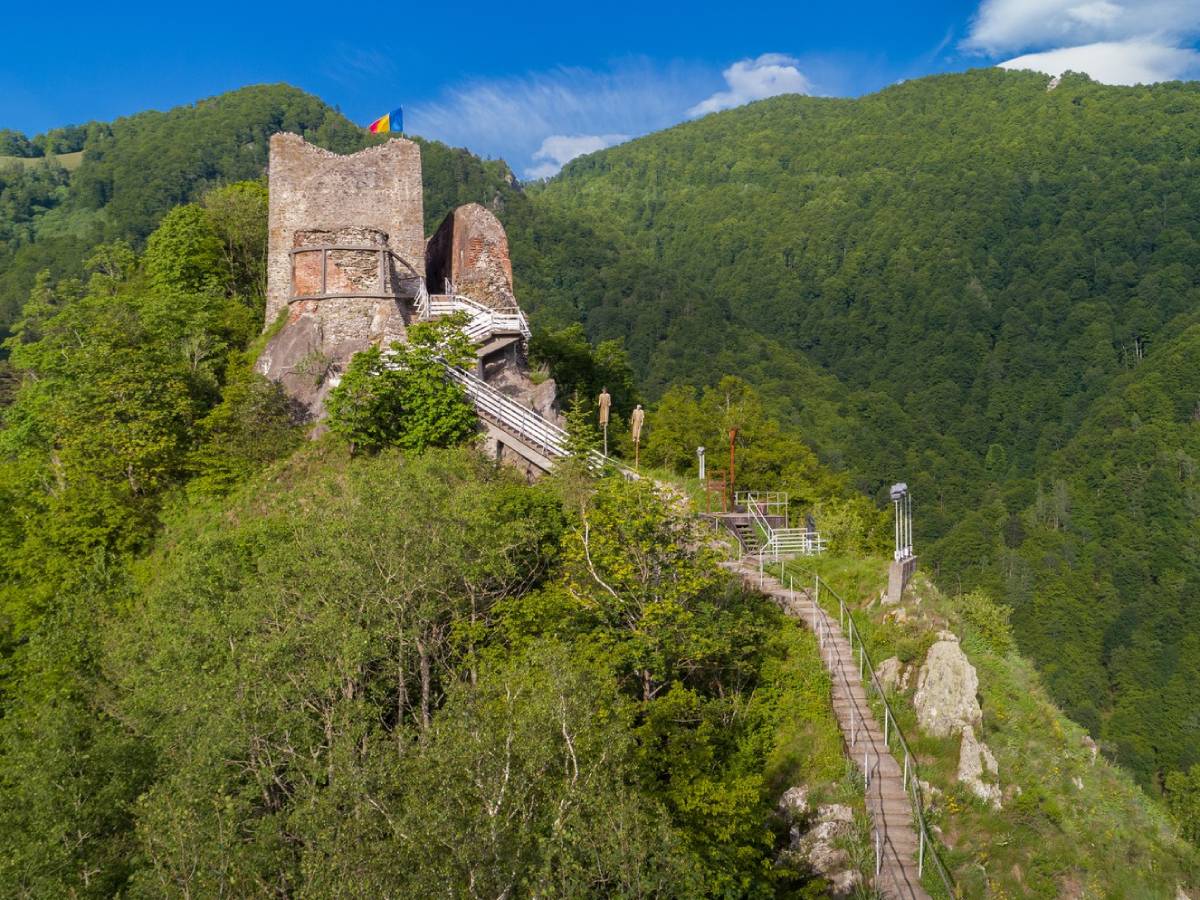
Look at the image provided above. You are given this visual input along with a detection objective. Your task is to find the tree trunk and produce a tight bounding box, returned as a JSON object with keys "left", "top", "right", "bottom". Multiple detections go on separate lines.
{"left": 417, "top": 637, "right": 432, "bottom": 731}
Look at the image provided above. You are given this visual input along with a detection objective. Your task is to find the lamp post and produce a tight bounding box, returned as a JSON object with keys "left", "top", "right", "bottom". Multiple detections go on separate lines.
{"left": 890, "top": 482, "right": 912, "bottom": 561}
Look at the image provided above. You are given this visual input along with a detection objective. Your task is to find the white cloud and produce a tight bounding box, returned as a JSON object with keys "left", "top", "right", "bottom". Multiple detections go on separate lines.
{"left": 525, "top": 133, "right": 630, "bottom": 179}
{"left": 687, "top": 54, "right": 813, "bottom": 117}
{"left": 999, "top": 38, "right": 1200, "bottom": 83}
{"left": 963, "top": 0, "right": 1200, "bottom": 55}
{"left": 405, "top": 60, "right": 708, "bottom": 180}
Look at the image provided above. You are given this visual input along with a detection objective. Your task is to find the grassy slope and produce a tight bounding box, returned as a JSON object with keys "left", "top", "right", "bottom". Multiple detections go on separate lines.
{"left": 777, "top": 555, "right": 1199, "bottom": 898}
{"left": 0, "top": 151, "right": 84, "bottom": 171}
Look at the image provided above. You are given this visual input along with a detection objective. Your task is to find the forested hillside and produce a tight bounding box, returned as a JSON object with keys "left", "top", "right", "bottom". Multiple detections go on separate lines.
{"left": 505, "top": 68, "right": 1200, "bottom": 791}
{"left": 2, "top": 70, "right": 1200, "bottom": 893}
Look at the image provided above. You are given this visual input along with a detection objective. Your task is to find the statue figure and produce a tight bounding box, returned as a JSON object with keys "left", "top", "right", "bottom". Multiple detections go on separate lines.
{"left": 630, "top": 404, "right": 646, "bottom": 470}
{"left": 630, "top": 404, "right": 645, "bottom": 442}
{"left": 598, "top": 388, "right": 611, "bottom": 426}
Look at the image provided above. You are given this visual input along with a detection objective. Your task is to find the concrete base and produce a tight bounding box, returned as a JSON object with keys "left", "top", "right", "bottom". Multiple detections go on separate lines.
{"left": 885, "top": 556, "right": 917, "bottom": 605}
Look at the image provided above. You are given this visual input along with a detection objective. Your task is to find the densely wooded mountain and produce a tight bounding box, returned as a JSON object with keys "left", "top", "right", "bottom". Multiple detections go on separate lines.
{"left": 503, "top": 68, "right": 1200, "bottom": 789}
{"left": 1, "top": 72, "right": 1199, "bottom": 895}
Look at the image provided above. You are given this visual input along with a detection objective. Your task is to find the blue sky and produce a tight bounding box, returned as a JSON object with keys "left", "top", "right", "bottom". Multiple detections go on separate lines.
{"left": 4, "top": 0, "right": 1199, "bottom": 177}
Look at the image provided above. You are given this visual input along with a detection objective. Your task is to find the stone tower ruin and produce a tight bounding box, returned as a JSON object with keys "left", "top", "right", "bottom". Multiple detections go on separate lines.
{"left": 256, "top": 133, "right": 557, "bottom": 469}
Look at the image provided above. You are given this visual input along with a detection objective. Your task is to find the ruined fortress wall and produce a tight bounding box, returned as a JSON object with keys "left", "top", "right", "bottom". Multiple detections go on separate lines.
{"left": 265, "top": 134, "right": 425, "bottom": 326}
{"left": 425, "top": 203, "right": 516, "bottom": 310}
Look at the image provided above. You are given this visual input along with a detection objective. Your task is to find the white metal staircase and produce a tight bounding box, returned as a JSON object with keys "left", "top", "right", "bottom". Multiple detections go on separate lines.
{"left": 443, "top": 365, "right": 635, "bottom": 477}
{"left": 738, "top": 491, "right": 827, "bottom": 559}
{"left": 444, "top": 365, "right": 567, "bottom": 461}
{"left": 413, "top": 281, "right": 531, "bottom": 343}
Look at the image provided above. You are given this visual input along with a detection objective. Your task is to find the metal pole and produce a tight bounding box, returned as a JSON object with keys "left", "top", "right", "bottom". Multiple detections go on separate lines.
{"left": 728, "top": 429, "right": 736, "bottom": 504}
{"left": 884, "top": 707, "right": 889, "bottom": 746}
{"left": 894, "top": 497, "right": 900, "bottom": 559}
{"left": 903, "top": 751, "right": 909, "bottom": 789}
{"left": 603, "top": 423, "right": 608, "bottom": 458}
{"left": 876, "top": 832, "right": 882, "bottom": 877}
{"left": 919, "top": 829, "right": 925, "bottom": 876}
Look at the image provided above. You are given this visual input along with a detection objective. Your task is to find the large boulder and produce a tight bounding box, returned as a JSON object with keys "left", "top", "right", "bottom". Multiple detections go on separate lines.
{"left": 913, "top": 633, "right": 982, "bottom": 738}
{"left": 957, "top": 724, "right": 1001, "bottom": 808}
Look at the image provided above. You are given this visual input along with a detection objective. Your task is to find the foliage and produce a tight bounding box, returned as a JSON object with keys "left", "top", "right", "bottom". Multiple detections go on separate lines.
{"left": 202, "top": 180, "right": 269, "bottom": 304}
{"left": 325, "top": 316, "right": 477, "bottom": 455}
{"left": 0, "top": 441, "right": 853, "bottom": 896}
{"left": 142, "top": 203, "right": 224, "bottom": 293}
{"left": 1166, "top": 765, "right": 1200, "bottom": 846}
{"left": 530, "top": 322, "right": 640, "bottom": 420}
{"left": 503, "top": 68, "right": 1200, "bottom": 790}
{"left": 563, "top": 388, "right": 600, "bottom": 461}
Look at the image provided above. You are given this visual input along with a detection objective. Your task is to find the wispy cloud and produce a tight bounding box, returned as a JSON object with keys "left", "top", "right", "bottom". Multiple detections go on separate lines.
{"left": 963, "top": 0, "right": 1200, "bottom": 55}
{"left": 405, "top": 59, "right": 710, "bottom": 178}
{"left": 321, "top": 44, "right": 397, "bottom": 89}
{"left": 687, "top": 54, "right": 813, "bottom": 116}
{"left": 963, "top": 0, "right": 1200, "bottom": 85}
{"left": 404, "top": 53, "right": 824, "bottom": 179}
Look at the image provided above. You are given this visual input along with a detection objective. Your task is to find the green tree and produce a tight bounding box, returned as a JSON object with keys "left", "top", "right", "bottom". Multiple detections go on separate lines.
{"left": 325, "top": 316, "right": 478, "bottom": 455}
{"left": 142, "top": 204, "right": 225, "bottom": 294}
{"left": 1166, "top": 765, "right": 1200, "bottom": 846}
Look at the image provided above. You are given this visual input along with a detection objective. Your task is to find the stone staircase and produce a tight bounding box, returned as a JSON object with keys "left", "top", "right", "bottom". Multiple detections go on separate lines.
{"left": 731, "top": 560, "right": 931, "bottom": 900}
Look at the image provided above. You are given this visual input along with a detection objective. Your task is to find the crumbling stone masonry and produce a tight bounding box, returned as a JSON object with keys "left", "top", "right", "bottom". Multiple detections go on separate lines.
{"left": 425, "top": 203, "right": 517, "bottom": 310}
{"left": 265, "top": 134, "right": 425, "bottom": 325}
{"left": 257, "top": 133, "right": 559, "bottom": 451}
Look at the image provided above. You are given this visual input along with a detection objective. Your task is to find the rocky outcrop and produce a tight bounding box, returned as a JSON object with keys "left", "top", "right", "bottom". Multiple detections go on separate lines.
{"left": 957, "top": 725, "right": 1001, "bottom": 809}
{"left": 915, "top": 632, "right": 1003, "bottom": 807}
{"left": 913, "top": 632, "right": 981, "bottom": 738}
{"left": 776, "top": 792, "right": 861, "bottom": 897}
{"left": 876, "top": 656, "right": 912, "bottom": 693}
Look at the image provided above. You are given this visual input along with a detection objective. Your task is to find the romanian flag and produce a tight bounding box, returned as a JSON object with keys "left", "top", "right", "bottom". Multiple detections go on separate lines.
{"left": 367, "top": 107, "right": 404, "bottom": 134}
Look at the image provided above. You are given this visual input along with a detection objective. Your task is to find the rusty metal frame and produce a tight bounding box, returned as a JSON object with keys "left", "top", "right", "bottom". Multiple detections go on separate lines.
{"left": 287, "top": 244, "right": 421, "bottom": 303}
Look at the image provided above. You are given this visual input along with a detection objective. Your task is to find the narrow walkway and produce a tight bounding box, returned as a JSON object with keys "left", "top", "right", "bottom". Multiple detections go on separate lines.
{"left": 731, "top": 560, "right": 930, "bottom": 900}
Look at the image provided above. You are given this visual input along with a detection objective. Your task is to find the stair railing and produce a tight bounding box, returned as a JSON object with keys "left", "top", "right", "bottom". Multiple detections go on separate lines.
{"left": 442, "top": 364, "right": 637, "bottom": 479}
{"left": 783, "top": 563, "right": 957, "bottom": 897}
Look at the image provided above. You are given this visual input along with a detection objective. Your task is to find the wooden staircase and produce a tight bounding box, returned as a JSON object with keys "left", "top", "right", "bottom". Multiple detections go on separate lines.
{"left": 732, "top": 560, "right": 932, "bottom": 900}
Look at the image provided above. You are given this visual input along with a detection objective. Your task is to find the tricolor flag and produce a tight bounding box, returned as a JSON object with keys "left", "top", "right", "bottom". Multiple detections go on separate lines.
{"left": 367, "top": 107, "right": 404, "bottom": 134}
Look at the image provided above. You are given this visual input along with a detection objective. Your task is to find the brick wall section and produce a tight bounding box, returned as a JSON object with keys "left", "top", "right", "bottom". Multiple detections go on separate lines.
{"left": 425, "top": 203, "right": 517, "bottom": 310}
{"left": 265, "top": 134, "right": 425, "bottom": 327}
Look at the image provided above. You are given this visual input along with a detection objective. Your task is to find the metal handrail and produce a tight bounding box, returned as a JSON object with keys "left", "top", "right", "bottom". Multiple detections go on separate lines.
{"left": 418, "top": 290, "right": 531, "bottom": 341}
{"left": 445, "top": 366, "right": 568, "bottom": 457}
{"left": 442, "top": 364, "right": 637, "bottom": 479}
{"left": 785, "top": 563, "right": 957, "bottom": 897}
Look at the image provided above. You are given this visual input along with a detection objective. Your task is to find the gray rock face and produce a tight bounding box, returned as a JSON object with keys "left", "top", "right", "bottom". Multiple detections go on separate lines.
{"left": 776, "top": 795, "right": 861, "bottom": 897}
{"left": 777, "top": 786, "right": 810, "bottom": 821}
{"left": 957, "top": 725, "right": 1001, "bottom": 809}
{"left": 913, "top": 635, "right": 982, "bottom": 738}
{"left": 876, "top": 656, "right": 912, "bottom": 693}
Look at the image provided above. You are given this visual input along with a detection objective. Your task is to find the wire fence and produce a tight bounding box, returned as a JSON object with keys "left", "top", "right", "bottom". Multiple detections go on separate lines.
{"left": 777, "top": 561, "right": 958, "bottom": 899}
